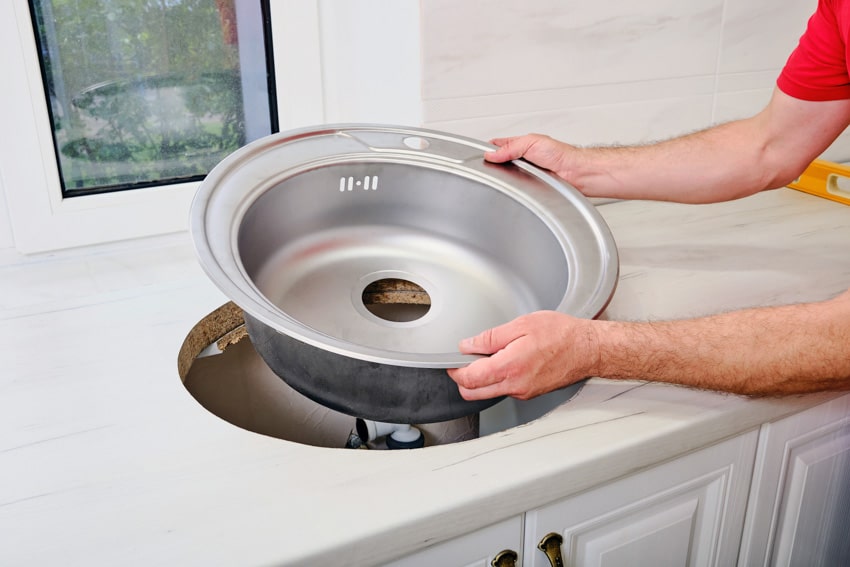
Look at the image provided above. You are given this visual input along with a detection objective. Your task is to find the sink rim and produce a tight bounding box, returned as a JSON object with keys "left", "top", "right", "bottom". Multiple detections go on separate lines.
{"left": 190, "top": 124, "right": 619, "bottom": 368}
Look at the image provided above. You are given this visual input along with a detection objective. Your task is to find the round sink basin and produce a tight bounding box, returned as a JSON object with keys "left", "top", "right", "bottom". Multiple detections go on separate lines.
{"left": 190, "top": 124, "right": 618, "bottom": 422}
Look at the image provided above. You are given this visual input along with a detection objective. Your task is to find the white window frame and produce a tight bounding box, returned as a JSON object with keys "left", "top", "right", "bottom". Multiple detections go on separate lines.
{"left": 0, "top": 0, "right": 421, "bottom": 254}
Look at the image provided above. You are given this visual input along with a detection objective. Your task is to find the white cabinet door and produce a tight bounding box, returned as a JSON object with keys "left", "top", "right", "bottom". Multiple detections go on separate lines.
{"left": 383, "top": 515, "right": 523, "bottom": 567}
{"left": 738, "top": 393, "right": 850, "bottom": 567}
{"left": 523, "top": 431, "right": 759, "bottom": 567}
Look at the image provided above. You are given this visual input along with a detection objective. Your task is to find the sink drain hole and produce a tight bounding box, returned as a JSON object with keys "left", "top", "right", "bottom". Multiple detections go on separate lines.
{"left": 362, "top": 278, "right": 431, "bottom": 323}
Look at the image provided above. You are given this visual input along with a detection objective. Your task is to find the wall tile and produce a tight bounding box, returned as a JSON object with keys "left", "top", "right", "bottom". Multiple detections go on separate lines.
{"left": 715, "top": 70, "right": 781, "bottom": 93}
{"left": 422, "top": 0, "right": 725, "bottom": 100}
{"left": 718, "top": 0, "right": 816, "bottom": 74}
{"left": 424, "top": 76, "right": 715, "bottom": 123}
{"left": 713, "top": 88, "right": 773, "bottom": 123}
{"left": 425, "top": 95, "right": 715, "bottom": 148}
{"left": 421, "top": 0, "right": 846, "bottom": 166}
{"left": 0, "top": 178, "right": 15, "bottom": 254}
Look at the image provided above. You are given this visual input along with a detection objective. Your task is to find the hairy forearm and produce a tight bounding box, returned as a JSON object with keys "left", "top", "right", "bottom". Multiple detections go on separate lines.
{"left": 570, "top": 119, "right": 774, "bottom": 203}
{"left": 564, "top": 90, "right": 850, "bottom": 204}
{"left": 592, "top": 290, "right": 850, "bottom": 395}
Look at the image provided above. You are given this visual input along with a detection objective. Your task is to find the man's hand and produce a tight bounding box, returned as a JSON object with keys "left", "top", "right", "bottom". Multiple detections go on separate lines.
{"left": 485, "top": 134, "right": 580, "bottom": 184}
{"left": 447, "top": 311, "right": 600, "bottom": 401}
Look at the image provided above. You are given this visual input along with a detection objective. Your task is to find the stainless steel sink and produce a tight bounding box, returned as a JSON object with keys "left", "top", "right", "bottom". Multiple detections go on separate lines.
{"left": 190, "top": 124, "right": 618, "bottom": 422}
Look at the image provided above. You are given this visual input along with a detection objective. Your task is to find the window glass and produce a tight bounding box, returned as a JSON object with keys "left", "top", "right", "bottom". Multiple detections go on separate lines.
{"left": 29, "top": 0, "right": 276, "bottom": 196}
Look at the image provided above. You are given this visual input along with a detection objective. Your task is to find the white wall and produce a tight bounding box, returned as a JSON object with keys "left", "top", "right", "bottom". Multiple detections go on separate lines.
{"left": 0, "top": 178, "right": 15, "bottom": 252}
{"left": 419, "top": 0, "right": 849, "bottom": 162}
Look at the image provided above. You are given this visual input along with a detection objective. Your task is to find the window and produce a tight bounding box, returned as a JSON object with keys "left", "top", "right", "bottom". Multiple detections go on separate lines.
{"left": 0, "top": 0, "right": 420, "bottom": 253}
{"left": 30, "top": 0, "right": 276, "bottom": 197}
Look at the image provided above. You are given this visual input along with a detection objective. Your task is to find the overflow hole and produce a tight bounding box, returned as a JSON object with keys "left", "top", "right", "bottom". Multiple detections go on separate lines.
{"left": 362, "top": 278, "right": 431, "bottom": 323}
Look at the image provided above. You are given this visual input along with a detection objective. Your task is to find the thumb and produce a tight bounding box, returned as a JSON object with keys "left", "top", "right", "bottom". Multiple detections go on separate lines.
{"left": 458, "top": 321, "right": 523, "bottom": 355}
{"left": 484, "top": 136, "right": 533, "bottom": 163}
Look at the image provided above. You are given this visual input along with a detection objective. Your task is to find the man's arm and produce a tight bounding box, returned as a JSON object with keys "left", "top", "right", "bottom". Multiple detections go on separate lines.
{"left": 448, "top": 290, "right": 850, "bottom": 400}
{"left": 449, "top": 89, "right": 850, "bottom": 400}
{"left": 485, "top": 88, "right": 850, "bottom": 204}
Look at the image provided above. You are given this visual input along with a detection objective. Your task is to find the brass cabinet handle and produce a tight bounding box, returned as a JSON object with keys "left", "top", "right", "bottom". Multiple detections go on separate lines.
{"left": 537, "top": 532, "right": 564, "bottom": 567}
{"left": 491, "top": 549, "right": 518, "bottom": 567}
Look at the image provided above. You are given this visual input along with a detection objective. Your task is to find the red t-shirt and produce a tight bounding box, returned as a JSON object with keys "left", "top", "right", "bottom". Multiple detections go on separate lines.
{"left": 777, "top": 0, "right": 850, "bottom": 101}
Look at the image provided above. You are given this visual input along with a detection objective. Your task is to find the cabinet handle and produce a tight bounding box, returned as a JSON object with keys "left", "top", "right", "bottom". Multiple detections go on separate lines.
{"left": 491, "top": 549, "right": 518, "bottom": 567}
{"left": 537, "top": 532, "right": 564, "bottom": 567}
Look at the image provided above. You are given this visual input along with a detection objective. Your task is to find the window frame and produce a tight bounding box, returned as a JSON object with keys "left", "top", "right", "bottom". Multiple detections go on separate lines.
{"left": 0, "top": 0, "right": 421, "bottom": 254}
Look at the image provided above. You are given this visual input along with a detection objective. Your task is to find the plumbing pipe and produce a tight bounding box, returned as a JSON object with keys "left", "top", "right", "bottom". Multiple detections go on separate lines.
{"left": 355, "top": 419, "right": 424, "bottom": 449}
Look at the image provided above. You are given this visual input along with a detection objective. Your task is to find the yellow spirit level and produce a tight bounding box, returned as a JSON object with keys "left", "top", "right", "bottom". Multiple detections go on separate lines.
{"left": 787, "top": 159, "right": 850, "bottom": 206}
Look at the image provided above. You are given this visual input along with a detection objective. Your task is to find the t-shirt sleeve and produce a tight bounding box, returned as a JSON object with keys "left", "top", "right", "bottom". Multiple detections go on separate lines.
{"left": 777, "top": 0, "right": 850, "bottom": 101}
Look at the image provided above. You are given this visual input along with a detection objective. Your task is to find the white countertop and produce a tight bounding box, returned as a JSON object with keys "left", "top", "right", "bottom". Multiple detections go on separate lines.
{"left": 1, "top": 187, "right": 847, "bottom": 566}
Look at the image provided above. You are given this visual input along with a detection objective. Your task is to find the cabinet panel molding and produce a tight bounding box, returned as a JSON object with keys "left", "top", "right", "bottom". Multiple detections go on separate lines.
{"left": 739, "top": 393, "right": 850, "bottom": 567}
{"left": 524, "top": 431, "right": 758, "bottom": 567}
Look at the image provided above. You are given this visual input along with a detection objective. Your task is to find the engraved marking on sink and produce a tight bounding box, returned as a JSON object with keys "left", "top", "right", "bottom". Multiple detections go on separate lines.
{"left": 339, "top": 175, "right": 378, "bottom": 191}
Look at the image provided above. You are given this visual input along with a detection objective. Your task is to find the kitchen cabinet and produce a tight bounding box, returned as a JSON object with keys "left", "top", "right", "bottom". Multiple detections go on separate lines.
{"left": 386, "top": 430, "right": 758, "bottom": 567}
{"left": 523, "top": 431, "right": 758, "bottom": 567}
{"left": 387, "top": 393, "right": 850, "bottom": 567}
{"left": 738, "top": 394, "right": 850, "bottom": 566}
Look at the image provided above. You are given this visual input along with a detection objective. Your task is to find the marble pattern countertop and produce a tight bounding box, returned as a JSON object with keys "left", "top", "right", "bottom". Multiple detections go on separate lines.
{"left": 1, "top": 188, "right": 847, "bottom": 566}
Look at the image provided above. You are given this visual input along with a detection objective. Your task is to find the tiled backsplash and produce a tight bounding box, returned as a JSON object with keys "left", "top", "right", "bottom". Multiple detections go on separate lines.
{"left": 420, "top": 0, "right": 849, "bottom": 163}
